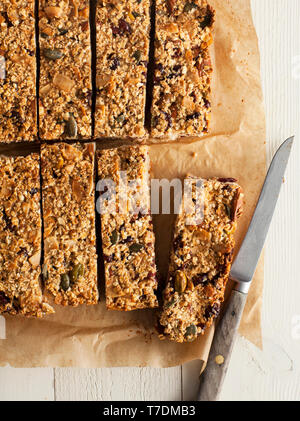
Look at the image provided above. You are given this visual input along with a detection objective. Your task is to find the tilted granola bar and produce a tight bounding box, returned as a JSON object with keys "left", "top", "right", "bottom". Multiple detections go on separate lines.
{"left": 39, "top": 0, "right": 92, "bottom": 140}
{"left": 95, "top": 0, "right": 150, "bottom": 139}
{"left": 0, "top": 0, "right": 37, "bottom": 142}
{"left": 98, "top": 146, "right": 158, "bottom": 310}
{"left": 0, "top": 154, "right": 54, "bottom": 317}
{"left": 159, "top": 177, "right": 243, "bottom": 343}
{"left": 41, "top": 143, "right": 98, "bottom": 306}
{"left": 151, "top": 0, "right": 215, "bottom": 139}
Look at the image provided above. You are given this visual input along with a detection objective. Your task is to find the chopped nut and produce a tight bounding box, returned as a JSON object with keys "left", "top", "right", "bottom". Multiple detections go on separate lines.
{"left": 44, "top": 6, "right": 62, "bottom": 19}
{"left": 53, "top": 73, "right": 75, "bottom": 92}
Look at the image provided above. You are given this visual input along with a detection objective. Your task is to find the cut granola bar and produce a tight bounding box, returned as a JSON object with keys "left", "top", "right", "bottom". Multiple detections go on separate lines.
{"left": 151, "top": 0, "right": 215, "bottom": 139}
{"left": 41, "top": 142, "right": 98, "bottom": 306}
{"left": 95, "top": 0, "right": 150, "bottom": 139}
{"left": 98, "top": 146, "right": 158, "bottom": 310}
{"left": 0, "top": 154, "right": 53, "bottom": 317}
{"left": 0, "top": 0, "right": 37, "bottom": 142}
{"left": 159, "top": 177, "right": 243, "bottom": 343}
{"left": 39, "top": 0, "right": 92, "bottom": 140}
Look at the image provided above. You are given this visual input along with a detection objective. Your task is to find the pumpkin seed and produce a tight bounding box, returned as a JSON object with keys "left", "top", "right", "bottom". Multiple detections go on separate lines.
{"left": 110, "top": 229, "right": 119, "bottom": 245}
{"left": 224, "top": 204, "right": 232, "bottom": 219}
{"left": 129, "top": 243, "right": 144, "bottom": 253}
{"left": 65, "top": 113, "right": 77, "bottom": 138}
{"left": 183, "top": 2, "right": 198, "bottom": 12}
{"left": 70, "top": 263, "right": 84, "bottom": 282}
{"left": 165, "top": 298, "right": 177, "bottom": 309}
{"left": 43, "top": 48, "right": 63, "bottom": 60}
{"left": 60, "top": 273, "right": 70, "bottom": 291}
{"left": 58, "top": 28, "right": 69, "bottom": 35}
{"left": 42, "top": 264, "right": 49, "bottom": 281}
{"left": 115, "top": 114, "right": 125, "bottom": 124}
{"left": 174, "top": 270, "right": 187, "bottom": 293}
{"left": 40, "top": 32, "right": 49, "bottom": 39}
{"left": 133, "top": 50, "right": 142, "bottom": 63}
{"left": 185, "top": 324, "right": 197, "bottom": 338}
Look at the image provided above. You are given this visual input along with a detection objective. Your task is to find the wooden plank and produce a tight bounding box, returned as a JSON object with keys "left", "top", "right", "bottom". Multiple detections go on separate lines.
{"left": 183, "top": 0, "right": 300, "bottom": 401}
{"left": 54, "top": 367, "right": 181, "bottom": 401}
{"left": 0, "top": 368, "right": 54, "bottom": 401}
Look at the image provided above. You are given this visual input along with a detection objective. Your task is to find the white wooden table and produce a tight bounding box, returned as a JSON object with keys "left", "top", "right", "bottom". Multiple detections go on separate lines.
{"left": 1, "top": 0, "right": 300, "bottom": 401}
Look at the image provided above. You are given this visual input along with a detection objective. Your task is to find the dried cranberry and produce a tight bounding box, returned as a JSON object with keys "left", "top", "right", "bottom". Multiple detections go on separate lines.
{"left": 0, "top": 292, "right": 9, "bottom": 307}
{"left": 30, "top": 188, "right": 38, "bottom": 196}
{"left": 103, "top": 254, "right": 113, "bottom": 263}
{"left": 193, "top": 274, "right": 209, "bottom": 286}
{"left": 205, "top": 302, "right": 221, "bottom": 319}
{"left": 186, "top": 112, "right": 200, "bottom": 121}
{"left": 109, "top": 56, "right": 120, "bottom": 71}
{"left": 218, "top": 178, "right": 237, "bottom": 183}
{"left": 118, "top": 18, "right": 132, "bottom": 35}
{"left": 162, "top": 111, "right": 172, "bottom": 129}
{"left": 200, "top": 6, "right": 214, "bottom": 29}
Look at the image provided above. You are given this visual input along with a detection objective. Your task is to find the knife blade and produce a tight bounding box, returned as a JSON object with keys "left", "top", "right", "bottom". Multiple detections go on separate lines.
{"left": 198, "top": 137, "right": 294, "bottom": 401}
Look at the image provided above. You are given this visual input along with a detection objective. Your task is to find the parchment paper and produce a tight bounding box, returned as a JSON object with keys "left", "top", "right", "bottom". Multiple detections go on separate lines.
{"left": 0, "top": 0, "right": 266, "bottom": 367}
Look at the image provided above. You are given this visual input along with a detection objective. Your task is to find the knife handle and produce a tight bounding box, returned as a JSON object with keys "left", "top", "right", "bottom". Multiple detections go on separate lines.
{"left": 198, "top": 289, "right": 247, "bottom": 401}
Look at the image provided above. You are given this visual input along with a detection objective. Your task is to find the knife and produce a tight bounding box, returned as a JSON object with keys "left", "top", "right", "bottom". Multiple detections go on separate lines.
{"left": 198, "top": 136, "right": 294, "bottom": 401}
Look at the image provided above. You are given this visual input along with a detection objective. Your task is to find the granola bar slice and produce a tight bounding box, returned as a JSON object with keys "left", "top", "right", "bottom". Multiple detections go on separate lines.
{"left": 159, "top": 177, "right": 243, "bottom": 343}
{"left": 151, "top": 0, "right": 215, "bottom": 139}
{"left": 39, "top": 0, "right": 92, "bottom": 140}
{"left": 98, "top": 146, "right": 158, "bottom": 310}
{"left": 0, "top": 0, "right": 37, "bottom": 142}
{"left": 0, "top": 154, "right": 54, "bottom": 317}
{"left": 41, "top": 143, "right": 98, "bottom": 306}
{"left": 95, "top": 0, "right": 150, "bottom": 139}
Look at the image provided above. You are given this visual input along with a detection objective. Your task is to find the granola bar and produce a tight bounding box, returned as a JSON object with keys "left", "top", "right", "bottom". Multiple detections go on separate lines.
{"left": 151, "top": 0, "right": 215, "bottom": 139}
{"left": 98, "top": 146, "right": 158, "bottom": 310}
{"left": 0, "top": 154, "right": 54, "bottom": 317}
{"left": 41, "top": 142, "right": 98, "bottom": 306}
{"left": 95, "top": 0, "right": 150, "bottom": 139}
{"left": 39, "top": 0, "right": 92, "bottom": 140}
{"left": 159, "top": 177, "right": 243, "bottom": 343}
{"left": 0, "top": 0, "right": 37, "bottom": 142}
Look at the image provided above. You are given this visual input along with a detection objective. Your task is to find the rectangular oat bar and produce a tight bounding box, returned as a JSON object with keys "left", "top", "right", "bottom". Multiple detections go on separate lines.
{"left": 98, "top": 146, "right": 158, "bottom": 310}
{"left": 159, "top": 177, "right": 243, "bottom": 343}
{"left": 41, "top": 142, "right": 98, "bottom": 306}
{"left": 0, "top": 154, "right": 54, "bottom": 317}
{"left": 151, "top": 0, "right": 215, "bottom": 139}
{"left": 39, "top": 0, "right": 92, "bottom": 140}
{"left": 95, "top": 0, "right": 150, "bottom": 139}
{"left": 0, "top": 0, "right": 37, "bottom": 142}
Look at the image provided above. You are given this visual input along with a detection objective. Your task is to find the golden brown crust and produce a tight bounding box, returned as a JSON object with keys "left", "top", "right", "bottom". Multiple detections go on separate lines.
{"left": 159, "top": 177, "right": 243, "bottom": 343}
{"left": 41, "top": 142, "right": 98, "bottom": 306}
{"left": 0, "top": 154, "right": 54, "bottom": 317}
